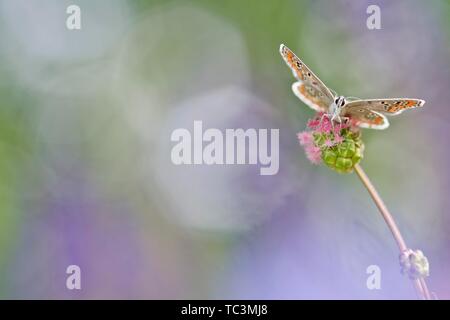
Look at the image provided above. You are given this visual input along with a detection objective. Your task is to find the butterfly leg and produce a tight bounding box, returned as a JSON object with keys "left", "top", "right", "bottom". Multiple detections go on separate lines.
{"left": 330, "top": 113, "right": 342, "bottom": 131}
{"left": 334, "top": 113, "right": 345, "bottom": 123}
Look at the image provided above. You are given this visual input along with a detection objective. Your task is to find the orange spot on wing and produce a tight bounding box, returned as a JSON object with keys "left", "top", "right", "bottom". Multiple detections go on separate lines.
{"left": 387, "top": 105, "right": 401, "bottom": 112}
{"left": 374, "top": 116, "right": 384, "bottom": 124}
{"left": 299, "top": 83, "right": 306, "bottom": 95}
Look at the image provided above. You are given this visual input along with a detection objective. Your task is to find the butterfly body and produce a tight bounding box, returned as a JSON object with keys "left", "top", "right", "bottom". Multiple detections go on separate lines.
{"left": 329, "top": 96, "right": 346, "bottom": 123}
{"left": 280, "top": 44, "right": 425, "bottom": 130}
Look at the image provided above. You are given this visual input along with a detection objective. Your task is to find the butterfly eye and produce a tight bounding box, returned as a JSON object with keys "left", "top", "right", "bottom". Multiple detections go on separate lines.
{"left": 340, "top": 100, "right": 345, "bottom": 106}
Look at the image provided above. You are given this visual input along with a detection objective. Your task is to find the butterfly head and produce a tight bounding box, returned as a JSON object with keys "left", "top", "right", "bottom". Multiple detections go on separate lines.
{"left": 330, "top": 96, "right": 346, "bottom": 120}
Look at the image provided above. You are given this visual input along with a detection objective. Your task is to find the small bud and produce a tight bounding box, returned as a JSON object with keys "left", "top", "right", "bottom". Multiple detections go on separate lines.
{"left": 400, "top": 249, "right": 430, "bottom": 279}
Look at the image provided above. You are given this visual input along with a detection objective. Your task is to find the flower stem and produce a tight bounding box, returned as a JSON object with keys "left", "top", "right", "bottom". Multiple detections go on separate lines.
{"left": 353, "top": 164, "right": 431, "bottom": 300}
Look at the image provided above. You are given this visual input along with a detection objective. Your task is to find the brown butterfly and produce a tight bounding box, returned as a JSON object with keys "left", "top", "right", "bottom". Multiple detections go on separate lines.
{"left": 280, "top": 44, "right": 425, "bottom": 129}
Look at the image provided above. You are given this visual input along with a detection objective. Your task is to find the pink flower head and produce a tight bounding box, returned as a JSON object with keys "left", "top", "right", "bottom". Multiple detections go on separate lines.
{"left": 305, "top": 145, "right": 322, "bottom": 164}
{"left": 297, "top": 131, "right": 313, "bottom": 146}
{"left": 318, "top": 117, "right": 332, "bottom": 133}
{"left": 307, "top": 118, "right": 320, "bottom": 129}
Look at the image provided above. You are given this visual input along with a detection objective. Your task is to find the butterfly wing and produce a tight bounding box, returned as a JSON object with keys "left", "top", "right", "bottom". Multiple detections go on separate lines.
{"left": 342, "top": 98, "right": 425, "bottom": 129}
{"left": 291, "top": 82, "right": 333, "bottom": 112}
{"left": 280, "top": 44, "right": 334, "bottom": 112}
{"left": 344, "top": 98, "right": 425, "bottom": 115}
{"left": 341, "top": 107, "right": 389, "bottom": 129}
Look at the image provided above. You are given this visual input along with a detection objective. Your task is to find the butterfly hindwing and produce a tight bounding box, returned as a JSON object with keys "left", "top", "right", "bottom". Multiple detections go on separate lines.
{"left": 292, "top": 82, "right": 329, "bottom": 112}
{"left": 342, "top": 107, "right": 389, "bottom": 130}
{"left": 279, "top": 44, "right": 334, "bottom": 107}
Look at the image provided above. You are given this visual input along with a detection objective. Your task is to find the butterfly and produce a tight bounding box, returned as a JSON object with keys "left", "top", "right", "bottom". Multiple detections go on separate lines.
{"left": 279, "top": 44, "right": 425, "bottom": 129}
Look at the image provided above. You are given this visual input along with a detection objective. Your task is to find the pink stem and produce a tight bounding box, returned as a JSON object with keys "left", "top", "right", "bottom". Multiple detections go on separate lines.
{"left": 354, "top": 164, "right": 431, "bottom": 300}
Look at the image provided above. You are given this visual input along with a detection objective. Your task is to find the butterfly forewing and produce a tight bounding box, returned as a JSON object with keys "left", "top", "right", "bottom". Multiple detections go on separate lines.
{"left": 279, "top": 44, "right": 334, "bottom": 111}
{"left": 343, "top": 99, "right": 425, "bottom": 115}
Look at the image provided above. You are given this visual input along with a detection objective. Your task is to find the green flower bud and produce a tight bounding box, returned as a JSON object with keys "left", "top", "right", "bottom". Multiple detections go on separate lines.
{"left": 337, "top": 140, "right": 356, "bottom": 158}
{"left": 352, "top": 148, "right": 363, "bottom": 164}
{"left": 336, "top": 157, "right": 353, "bottom": 170}
{"left": 320, "top": 128, "right": 365, "bottom": 174}
{"left": 323, "top": 149, "right": 337, "bottom": 166}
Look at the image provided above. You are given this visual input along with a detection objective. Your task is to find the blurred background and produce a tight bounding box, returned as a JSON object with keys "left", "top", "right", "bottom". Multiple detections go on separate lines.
{"left": 0, "top": 0, "right": 449, "bottom": 299}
